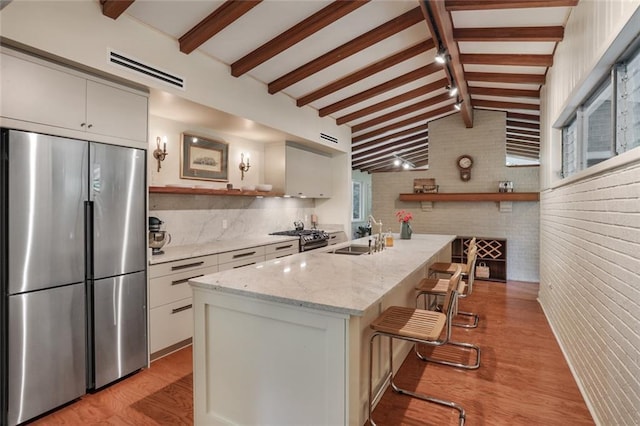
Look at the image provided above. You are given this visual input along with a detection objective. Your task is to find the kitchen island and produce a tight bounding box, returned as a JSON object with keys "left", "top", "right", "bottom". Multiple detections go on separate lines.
{"left": 189, "top": 233, "right": 455, "bottom": 426}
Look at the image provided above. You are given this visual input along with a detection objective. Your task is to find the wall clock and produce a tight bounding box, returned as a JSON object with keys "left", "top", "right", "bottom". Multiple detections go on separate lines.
{"left": 456, "top": 154, "right": 473, "bottom": 181}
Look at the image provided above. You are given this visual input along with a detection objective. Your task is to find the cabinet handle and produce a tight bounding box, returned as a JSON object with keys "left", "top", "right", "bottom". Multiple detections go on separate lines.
{"left": 274, "top": 254, "right": 292, "bottom": 259}
{"left": 232, "top": 251, "right": 256, "bottom": 259}
{"left": 171, "top": 304, "right": 192, "bottom": 314}
{"left": 171, "top": 261, "right": 204, "bottom": 271}
{"left": 87, "top": 124, "right": 93, "bottom": 129}
{"left": 80, "top": 122, "right": 86, "bottom": 127}
{"left": 274, "top": 244, "right": 293, "bottom": 250}
{"left": 233, "top": 262, "right": 256, "bottom": 269}
{"left": 171, "top": 274, "right": 204, "bottom": 286}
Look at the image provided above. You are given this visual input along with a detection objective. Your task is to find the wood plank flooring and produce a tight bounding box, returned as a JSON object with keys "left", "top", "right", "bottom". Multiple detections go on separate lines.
{"left": 30, "top": 280, "right": 593, "bottom": 425}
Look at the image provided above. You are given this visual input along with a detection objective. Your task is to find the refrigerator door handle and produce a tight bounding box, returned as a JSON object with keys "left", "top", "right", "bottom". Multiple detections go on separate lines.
{"left": 84, "top": 201, "right": 94, "bottom": 280}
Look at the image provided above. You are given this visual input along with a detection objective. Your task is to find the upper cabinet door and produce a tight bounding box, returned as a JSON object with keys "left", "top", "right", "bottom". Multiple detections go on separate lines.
{"left": 286, "top": 145, "right": 332, "bottom": 198}
{"left": 0, "top": 53, "right": 86, "bottom": 131}
{"left": 86, "top": 80, "right": 148, "bottom": 142}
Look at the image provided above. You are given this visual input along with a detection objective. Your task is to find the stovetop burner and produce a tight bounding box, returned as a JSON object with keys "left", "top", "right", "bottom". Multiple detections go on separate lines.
{"left": 270, "top": 228, "right": 330, "bottom": 251}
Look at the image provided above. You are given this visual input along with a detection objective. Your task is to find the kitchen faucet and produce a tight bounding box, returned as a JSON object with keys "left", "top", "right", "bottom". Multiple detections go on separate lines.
{"left": 368, "top": 215, "right": 384, "bottom": 252}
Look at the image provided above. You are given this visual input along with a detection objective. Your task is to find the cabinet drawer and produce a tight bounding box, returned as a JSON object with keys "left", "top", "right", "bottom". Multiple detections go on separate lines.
{"left": 265, "top": 241, "right": 298, "bottom": 255}
{"left": 265, "top": 249, "right": 298, "bottom": 260}
{"left": 328, "top": 231, "right": 347, "bottom": 246}
{"left": 218, "top": 255, "right": 264, "bottom": 271}
{"left": 150, "top": 297, "right": 193, "bottom": 355}
{"left": 150, "top": 264, "right": 219, "bottom": 308}
{"left": 150, "top": 253, "right": 218, "bottom": 279}
{"left": 218, "top": 246, "right": 265, "bottom": 264}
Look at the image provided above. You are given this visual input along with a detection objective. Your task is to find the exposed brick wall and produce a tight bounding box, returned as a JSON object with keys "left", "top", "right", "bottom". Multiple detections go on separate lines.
{"left": 538, "top": 160, "right": 640, "bottom": 425}
{"left": 372, "top": 109, "right": 540, "bottom": 282}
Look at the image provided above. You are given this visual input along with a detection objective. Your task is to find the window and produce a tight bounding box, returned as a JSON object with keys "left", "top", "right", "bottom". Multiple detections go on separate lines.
{"left": 352, "top": 181, "right": 363, "bottom": 221}
{"left": 561, "top": 42, "right": 640, "bottom": 177}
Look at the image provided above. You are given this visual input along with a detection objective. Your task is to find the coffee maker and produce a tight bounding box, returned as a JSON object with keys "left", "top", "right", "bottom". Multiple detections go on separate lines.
{"left": 149, "top": 216, "right": 171, "bottom": 255}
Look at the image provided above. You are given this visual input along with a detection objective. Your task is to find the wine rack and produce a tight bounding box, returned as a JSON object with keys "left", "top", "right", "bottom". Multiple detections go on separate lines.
{"left": 451, "top": 236, "right": 507, "bottom": 282}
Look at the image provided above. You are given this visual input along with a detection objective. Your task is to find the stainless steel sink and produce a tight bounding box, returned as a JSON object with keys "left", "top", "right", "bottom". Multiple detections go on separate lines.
{"left": 331, "top": 245, "right": 370, "bottom": 255}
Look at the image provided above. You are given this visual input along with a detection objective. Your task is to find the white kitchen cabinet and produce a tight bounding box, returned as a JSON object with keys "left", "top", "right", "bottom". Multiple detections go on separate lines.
{"left": 264, "top": 241, "right": 299, "bottom": 260}
{"left": 0, "top": 50, "right": 148, "bottom": 143}
{"left": 218, "top": 246, "right": 266, "bottom": 271}
{"left": 149, "top": 253, "right": 218, "bottom": 359}
{"left": 265, "top": 142, "right": 332, "bottom": 198}
{"left": 327, "top": 231, "right": 347, "bottom": 246}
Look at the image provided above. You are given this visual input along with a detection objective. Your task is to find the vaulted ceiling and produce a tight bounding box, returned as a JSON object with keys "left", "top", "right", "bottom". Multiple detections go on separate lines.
{"left": 101, "top": 0, "right": 577, "bottom": 172}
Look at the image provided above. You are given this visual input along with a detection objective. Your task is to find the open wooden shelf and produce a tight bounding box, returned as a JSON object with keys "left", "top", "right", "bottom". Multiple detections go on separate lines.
{"left": 399, "top": 192, "right": 539, "bottom": 202}
{"left": 149, "top": 186, "right": 283, "bottom": 197}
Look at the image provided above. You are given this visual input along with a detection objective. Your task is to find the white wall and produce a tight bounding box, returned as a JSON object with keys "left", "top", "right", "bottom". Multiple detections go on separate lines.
{"left": 372, "top": 109, "right": 540, "bottom": 282}
{"left": 539, "top": 2, "right": 640, "bottom": 425}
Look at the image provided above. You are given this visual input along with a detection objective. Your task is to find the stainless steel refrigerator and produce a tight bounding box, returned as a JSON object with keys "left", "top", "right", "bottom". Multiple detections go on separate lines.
{"left": 0, "top": 129, "right": 147, "bottom": 426}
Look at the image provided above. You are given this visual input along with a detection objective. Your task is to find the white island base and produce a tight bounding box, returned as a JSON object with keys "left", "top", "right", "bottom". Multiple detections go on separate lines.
{"left": 191, "top": 234, "right": 454, "bottom": 425}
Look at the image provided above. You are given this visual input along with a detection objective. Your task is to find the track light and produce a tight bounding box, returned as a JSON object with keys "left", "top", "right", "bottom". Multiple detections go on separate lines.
{"left": 448, "top": 85, "right": 458, "bottom": 97}
{"left": 434, "top": 47, "right": 448, "bottom": 64}
{"left": 393, "top": 153, "right": 415, "bottom": 169}
{"left": 454, "top": 98, "right": 463, "bottom": 111}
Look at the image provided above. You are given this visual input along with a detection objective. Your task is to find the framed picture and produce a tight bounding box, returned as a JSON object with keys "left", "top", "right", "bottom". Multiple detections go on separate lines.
{"left": 181, "top": 132, "right": 228, "bottom": 181}
{"left": 352, "top": 181, "right": 363, "bottom": 221}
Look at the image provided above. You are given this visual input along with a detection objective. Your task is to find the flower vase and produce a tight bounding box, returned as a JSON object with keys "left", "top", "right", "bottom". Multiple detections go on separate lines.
{"left": 400, "top": 221, "right": 412, "bottom": 239}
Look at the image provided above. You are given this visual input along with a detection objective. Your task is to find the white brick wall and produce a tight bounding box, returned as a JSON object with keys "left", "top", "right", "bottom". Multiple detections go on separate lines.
{"left": 372, "top": 109, "right": 540, "bottom": 282}
{"left": 539, "top": 160, "right": 640, "bottom": 425}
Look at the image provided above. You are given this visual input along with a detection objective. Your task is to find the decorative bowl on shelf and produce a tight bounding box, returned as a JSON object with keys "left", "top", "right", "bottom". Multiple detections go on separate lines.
{"left": 241, "top": 185, "right": 256, "bottom": 191}
{"left": 256, "top": 184, "right": 272, "bottom": 192}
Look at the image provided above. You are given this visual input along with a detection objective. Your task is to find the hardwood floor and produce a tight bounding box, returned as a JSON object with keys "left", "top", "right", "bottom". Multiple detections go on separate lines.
{"left": 30, "top": 280, "right": 593, "bottom": 425}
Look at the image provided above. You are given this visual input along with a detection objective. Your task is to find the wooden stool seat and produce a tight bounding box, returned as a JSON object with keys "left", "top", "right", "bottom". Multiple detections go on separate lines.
{"left": 370, "top": 306, "right": 446, "bottom": 341}
{"left": 415, "top": 277, "right": 449, "bottom": 293}
{"left": 430, "top": 261, "right": 469, "bottom": 275}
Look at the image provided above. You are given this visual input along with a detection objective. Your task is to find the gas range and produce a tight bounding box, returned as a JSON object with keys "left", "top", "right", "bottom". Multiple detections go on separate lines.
{"left": 270, "top": 228, "right": 330, "bottom": 252}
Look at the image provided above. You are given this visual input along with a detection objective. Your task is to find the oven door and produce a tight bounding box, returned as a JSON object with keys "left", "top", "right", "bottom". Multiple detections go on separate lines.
{"left": 301, "top": 239, "right": 329, "bottom": 252}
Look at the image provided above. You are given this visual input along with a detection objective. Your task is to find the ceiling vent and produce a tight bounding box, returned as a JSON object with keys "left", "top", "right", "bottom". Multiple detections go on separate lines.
{"left": 108, "top": 50, "right": 185, "bottom": 90}
{"left": 320, "top": 133, "right": 338, "bottom": 144}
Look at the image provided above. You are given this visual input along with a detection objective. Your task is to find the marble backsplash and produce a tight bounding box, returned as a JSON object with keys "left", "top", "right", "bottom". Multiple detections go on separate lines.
{"left": 149, "top": 194, "right": 319, "bottom": 246}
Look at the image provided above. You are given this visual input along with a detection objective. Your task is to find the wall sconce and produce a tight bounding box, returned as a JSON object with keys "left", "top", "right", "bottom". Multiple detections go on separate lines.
{"left": 153, "top": 136, "right": 168, "bottom": 172}
{"left": 239, "top": 152, "right": 251, "bottom": 180}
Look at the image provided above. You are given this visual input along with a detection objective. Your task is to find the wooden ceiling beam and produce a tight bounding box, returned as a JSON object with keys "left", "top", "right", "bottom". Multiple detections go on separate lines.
{"left": 507, "top": 119, "right": 540, "bottom": 130}
{"left": 466, "top": 71, "right": 545, "bottom": 84}
{"left": 506, "top": 150, "right": 539, "bottom": 160}
{"left": 269, "top": 7, "right": 424, "bottom": 94}
{"left": 352, "top": 105, "right": 456, "bottom": 142}
{"left": 507, "top": 145, "right": 540, "bottom": 154}
{"left": 507, "top": 112, "right": 541, "bottom": 122}
{"left": 352, "top": 124, "right": 429, "bottom": 146}
{"left": 445, "top": 0, "right": 579, "bottom": 11}
{"left": 337, "top": 78, "right": 448, "bottom": 125}
{"left": 454, "top": 26, "right": 564, "bottom": 42}
{"left": 351, "top": 132, "right": 429, "bottom": 155}
{"left": 474, "top": 99, "right": 539, "bottom": 111}
{"left": 469, "top": 87, "right": 539, "bottom": 98}
{"left": 297, "top": 40, "right": 434, "bottom": 107}
{"left": 100, "top": 0, "right": 135, "bottom": 19}
{"left": 231, "top": 0, "right": 368, "bottom": 77}
{"left": 507, "top": 134, "right": 541, "bottom": 143}
{"left": 320, "top": 63, "right": 441, "bottom": 117}
{"left": 460, "top": 53, "right": 553, "bottom": 66}
{"left": 352, "top": 93, "right": 452, "bottom": 132}
{"left": 353, "top": 143, "right": 428, "bottom": 169}
{"left": 352, "top": 133, "right": 429, "bottom": 160}
{"left": 179, "top": 0, "right": 262, "bottom": 54}
{"left": 507, "top": 128, "right": 540, "bottom": 137}
{"left": 421, "top": 0, "right": 473, "bottom": 127}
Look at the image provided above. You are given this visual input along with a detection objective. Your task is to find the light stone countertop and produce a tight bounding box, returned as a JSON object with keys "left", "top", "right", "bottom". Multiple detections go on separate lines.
{"left": 149, "top": 235, "right": 300, "bottom": 265}
{"left": 189, "top": 233, "right": 455, "bottom": 316}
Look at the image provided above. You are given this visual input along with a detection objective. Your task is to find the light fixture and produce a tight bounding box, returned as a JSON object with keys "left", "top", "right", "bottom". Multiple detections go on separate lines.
{"left": 434, "top": 47, "right": 448, "bottom": 64}
{"left": 239, "top": 152, "right": 251, "bottom": 180}
{"left": 448, "top": 84, "right": 458, "bottom": 97}
{"left": 454, "top": 98, "right": 464, "bottom": 111}
{"left": 153, "top": 136, "right": 168, "bottom": 172}
{"left": 392, "top": 153, "right": 415, "bottom": 169}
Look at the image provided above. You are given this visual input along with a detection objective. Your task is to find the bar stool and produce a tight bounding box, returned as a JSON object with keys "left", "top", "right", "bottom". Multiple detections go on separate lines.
{"left": 429, "top": 237, "right": 476, "bottom": 277}
{"left": 421, "top": 245, "right": 480, "bottom": 328}
{"left": 368, "top": 266, "right": 466, "bottom": 426}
